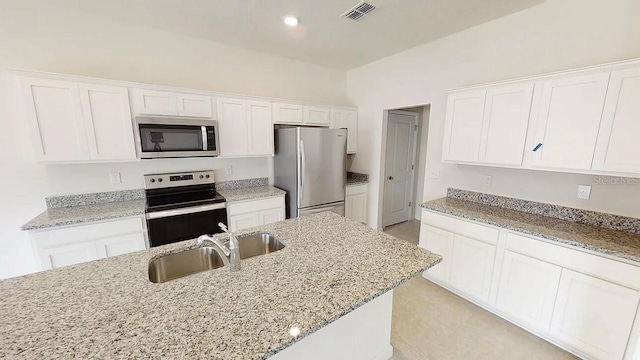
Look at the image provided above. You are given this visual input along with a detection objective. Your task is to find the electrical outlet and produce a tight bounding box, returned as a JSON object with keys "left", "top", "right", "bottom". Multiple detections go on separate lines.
{"left": 577, "top": 185, "right": 591, "bottom": 200}
{"left": 428, "top": 169, "right": 440, "bottom": 179}
{"left": 109, "top": 172, "right": 121, "bottom": 184}
{"left": 225, "top": 165, "right": 233, "bottom": 175}
{"left": 482, "top": 175, "right": 492, "bottom": 186}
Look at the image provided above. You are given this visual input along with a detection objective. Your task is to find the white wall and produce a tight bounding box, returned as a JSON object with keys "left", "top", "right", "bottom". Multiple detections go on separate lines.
{"left": 0, "top": 3, "right": 349, "bottom": 279}
{"left": 347, "top": 0, "right": 640, "bottom": 229}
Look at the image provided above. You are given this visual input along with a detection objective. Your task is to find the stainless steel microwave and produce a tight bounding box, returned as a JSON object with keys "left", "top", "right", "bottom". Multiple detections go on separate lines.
{"left": 136, "top": 117, "right": 220, "bottom": 158}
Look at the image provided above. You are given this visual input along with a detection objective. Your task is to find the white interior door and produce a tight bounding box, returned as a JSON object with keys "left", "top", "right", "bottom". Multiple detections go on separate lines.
{"left": 592, "top": 67, "right": 640, "bottom": 174}
{"left": 383, "top": 111, "right": 417, "bottom": 227}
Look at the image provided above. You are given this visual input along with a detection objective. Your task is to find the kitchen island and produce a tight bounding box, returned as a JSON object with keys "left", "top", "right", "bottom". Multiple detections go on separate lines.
{"left": 0, "top": 212, "right": 440, "bottom": 359}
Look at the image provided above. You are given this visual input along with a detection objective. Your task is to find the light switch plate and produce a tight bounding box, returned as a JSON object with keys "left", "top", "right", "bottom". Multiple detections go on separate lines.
{"left": 109, "top": 172, "right": 122, "bottom": 184}
{"left": 225, "top": 165, "right": 233, "bottom": 175}
{"left": 577, "top": 185, "right": 591, "bottom": 199}
{"left": 428, "top": 169, "right": 440, "bottom": 179}
{"left": 483, "top": 175, "right": 492, "bottom": 186}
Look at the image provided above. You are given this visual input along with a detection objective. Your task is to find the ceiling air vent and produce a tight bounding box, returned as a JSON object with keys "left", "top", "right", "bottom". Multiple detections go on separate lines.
{"left": 342, "top": 2, "right": 377, "bottom": 21}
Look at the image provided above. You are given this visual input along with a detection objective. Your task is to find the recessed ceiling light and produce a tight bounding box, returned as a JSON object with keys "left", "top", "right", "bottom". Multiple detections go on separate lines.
{"left": 283, "top": 16, "right": 299, "bottom": 27}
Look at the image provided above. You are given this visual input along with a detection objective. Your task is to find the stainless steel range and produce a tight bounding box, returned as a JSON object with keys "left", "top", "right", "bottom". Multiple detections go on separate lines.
{"left": 144, "top": 170, "right": 227, "bottom": 247}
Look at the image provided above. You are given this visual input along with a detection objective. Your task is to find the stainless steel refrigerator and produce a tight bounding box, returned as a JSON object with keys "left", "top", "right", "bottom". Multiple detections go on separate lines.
{"left": 274, "top": 127, "right": 347, "bottom": 218}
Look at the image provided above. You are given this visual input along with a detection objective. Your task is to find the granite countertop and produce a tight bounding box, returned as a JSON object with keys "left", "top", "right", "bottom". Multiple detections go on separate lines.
{"left": 218, "top": 185, "right": 286, "bottom": 202}
{"left": 0, "top": 212, "right": 440, "bottom": 359}
{"left": 422, "top": 197, "right": 640, "bottom": 263}
{"left": 346, "top": 172, "right": 369, "bottom": 186}
{"left": 21, "top": 199, "right": 146, "bottom": 231}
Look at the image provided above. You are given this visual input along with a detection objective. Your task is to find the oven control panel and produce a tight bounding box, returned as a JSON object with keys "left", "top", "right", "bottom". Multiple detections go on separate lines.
{"left": 144, "top": 170, "right": 214, "bottom": 189}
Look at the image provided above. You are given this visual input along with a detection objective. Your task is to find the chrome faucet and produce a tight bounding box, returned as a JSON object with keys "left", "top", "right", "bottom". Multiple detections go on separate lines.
{"left": 196, "top": 222, "right": 241, "bottom": 272}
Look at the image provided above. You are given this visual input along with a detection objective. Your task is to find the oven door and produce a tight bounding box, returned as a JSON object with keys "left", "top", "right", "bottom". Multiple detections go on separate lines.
{"left": 146, "top": 203, "right": 228, "bottom": 247}
{"left": 137, "top": 118, "right": 219, "bottom": 158}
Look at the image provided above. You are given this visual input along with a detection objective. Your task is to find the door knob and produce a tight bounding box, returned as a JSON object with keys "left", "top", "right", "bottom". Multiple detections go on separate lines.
{"left": 388, "top": 176, "right": 394, "bottom": 180}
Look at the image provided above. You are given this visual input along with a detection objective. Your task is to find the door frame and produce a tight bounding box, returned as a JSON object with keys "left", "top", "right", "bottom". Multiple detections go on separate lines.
{"left": 379, "top": 109, "right": 420, "bottom": 229}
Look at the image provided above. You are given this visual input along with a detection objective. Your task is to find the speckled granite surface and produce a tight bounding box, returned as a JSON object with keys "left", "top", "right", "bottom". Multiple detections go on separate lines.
{"left": 347, "top": 172, "right": 369, "bottom": 186}
{"left": 45, "top": 189, "right": 145, "bottom": 208}
{"left": 1, "top": 212, "right": 441, "bottom": 359}
{"left": 21, "top": 200, "right": 146, "bottom": 230}
{"left": 217, "top": 177, "right": 269, "bottom": 190}
{"left": 447, "top": 188, "right": 640, "bottom": 234}
{"left": 218, "top": 185, "right": 286, "bottom": 202}
{"left": 421, "top": 197, "right": 640, "bottom": 263}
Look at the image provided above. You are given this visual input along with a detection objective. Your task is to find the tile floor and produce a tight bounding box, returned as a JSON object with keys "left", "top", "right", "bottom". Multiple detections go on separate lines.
{"left": 384, "top": 220, "right": 578, "bottom": 360}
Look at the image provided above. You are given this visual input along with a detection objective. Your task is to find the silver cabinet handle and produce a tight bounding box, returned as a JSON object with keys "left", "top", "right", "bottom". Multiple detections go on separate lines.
{"left": 300, "top": 140, "right": 306, "bottom": 200}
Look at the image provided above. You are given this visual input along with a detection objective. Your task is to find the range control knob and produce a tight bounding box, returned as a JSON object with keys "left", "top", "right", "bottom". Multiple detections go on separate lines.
{"left": 157, "top": 178, "right": 163, "bottom": 182}
{"left": 205, "top": 174, "right": 210, "bottom": 179}
{"left": 150, "top": 179, "right": 155, "bottom": 183}
{"left": 199, "top": 175, "right": 204, "bottom": 179}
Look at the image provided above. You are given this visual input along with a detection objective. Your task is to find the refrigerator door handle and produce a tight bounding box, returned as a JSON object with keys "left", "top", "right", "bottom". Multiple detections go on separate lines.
{"left": 300, "top": 139, "right": 306, "bottom": 200}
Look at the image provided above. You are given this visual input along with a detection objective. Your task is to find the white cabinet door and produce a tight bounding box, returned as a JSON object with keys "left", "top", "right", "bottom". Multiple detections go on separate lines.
{"left": 442, "top": 89, "right": 486, "bottom": 162}
{"left": 260, "top": 207, "right": 285, "bottom": 225}
{"left": 531, "top": 72, "right": 610, "bottom": 170}
{"left": 304, "top": 106, "right": 331, "bottom": 126}
{"left": 550, "top": 269, "right": 640, "bottom": 360}
{"left": 176, "top": 94, "right": 213, "bottom": 118}
{"left": 95, "top": 233, "right": 146, "bottom": 258}
{"left": 479, "top": 83, "right": 534, "bottom": 165}
{"left": 78, "top": 84, "right": 136, "bottom": 161}
{"left": 229, "top": 213, "right": 260, "bottom": 232}
{"left": 450, "top": 234, "right": 496, "bottom": 301}
{"left": 496, "top": 251, "right": 562, "bottom": 331}
{"left": 131, "top": 89, "right": 178, "bottom": 116}
{"left": 418, "top": 225, "right": 455, "bottom": 284}
{"left": 217, "top": 97, "right": 248, "bottom": 156}
{"left": 19, "top": 77, "right": 90, "bottom": 161}
{"left": 273, "top": 103, "right": 304, "bottom": 124}
{"left": 39, "top": 242, "right": 100, "bottom": 270}
{"left": 345, "top": 193, "right": 367, "bottom": 223}
{"left": 592, "top": 67, "right": 640, "bottom": 174}
{"left": 332, "top": 109, "right": 358, "bottom": 154}
{"left": 247, "top": 100, "right": 273, "bottom": 156}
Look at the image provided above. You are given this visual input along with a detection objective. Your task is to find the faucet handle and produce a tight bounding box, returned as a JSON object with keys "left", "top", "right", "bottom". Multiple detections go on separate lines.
{"left": 218, "top": 222, "right": 230, "bottom": 233}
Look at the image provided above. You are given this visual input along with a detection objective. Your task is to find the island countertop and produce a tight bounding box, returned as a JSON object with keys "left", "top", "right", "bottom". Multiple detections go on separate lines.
{"left": 0, "top": 212, "right": 440, "bottom": 359}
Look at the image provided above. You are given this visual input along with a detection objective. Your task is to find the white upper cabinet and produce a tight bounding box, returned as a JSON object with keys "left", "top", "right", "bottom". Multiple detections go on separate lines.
{"left": 19, "top": 77, "right": 90, "bottom": 162}
{"left": 530, "top": 72, "right": 610, "bottom": 170}
{"left": 479, "top": 83, "right": 534, "bottom": 165}
{"left": 304, "top": 105, "right": 331, "bottom": 126}
{"left": 79, "top": 84, "right": 136, "bottom": 161}
{"left": 331, "top": 109, "right": 358, "bottom": 154}
{"left": 442, "top": 89, "right": 486, "bottom": 162}
{"left": 217, "top": 98, "right": 273, "bottom": 157}
{"left": 272, "top": 103, "right": 304, "bottom": 124}
{"left": 592, "top": 67, "right": 640, "bottom": 174}
{"left": 131, "top": 88, "right": 213, "bottom": 118}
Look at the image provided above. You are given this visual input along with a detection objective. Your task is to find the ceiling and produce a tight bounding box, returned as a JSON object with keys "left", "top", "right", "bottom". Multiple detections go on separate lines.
{"left": 42, "top": 0, "right": 544, "bottom": 70}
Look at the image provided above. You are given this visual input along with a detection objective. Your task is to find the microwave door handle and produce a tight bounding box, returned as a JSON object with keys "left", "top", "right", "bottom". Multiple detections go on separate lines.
{"left": 202, "top": 126, "right": 208, "bottom": 150}
{"left": 300, "top": 140, "right": 305, "bottom": 201}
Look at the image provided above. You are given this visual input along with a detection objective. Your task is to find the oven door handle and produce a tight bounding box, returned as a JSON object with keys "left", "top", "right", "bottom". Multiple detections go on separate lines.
{"left": 146, "top": 203, "right": 226, "bottom": 220}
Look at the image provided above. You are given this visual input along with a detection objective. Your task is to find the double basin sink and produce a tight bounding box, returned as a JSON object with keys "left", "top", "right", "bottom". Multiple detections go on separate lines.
{"left": 148, "top": 232, "right": 284, "bottom": 283}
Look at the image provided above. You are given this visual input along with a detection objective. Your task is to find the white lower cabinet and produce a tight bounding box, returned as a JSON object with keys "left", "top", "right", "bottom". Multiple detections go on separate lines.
{"left": 31, "top": 216, "right": 147, "bottom": 270}
{"left": 449, "top": 234, "right": 496, "bottom": 301}
{"left": 550, "top": 269, "right": 640, "bottom": 360}
{"left": 227, "top": 196, "right": 286, "bottom": 232}
{"left": 345, "top": 184, "right": 367, "bottom": 223}
{"left": 421, "top": 209, "right": 640, "bottom": 360}
{"left": 496, "top": 251, "right": 562, "bottom": 331}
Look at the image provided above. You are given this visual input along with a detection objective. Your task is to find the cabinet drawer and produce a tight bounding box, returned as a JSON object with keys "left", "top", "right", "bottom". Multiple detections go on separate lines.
{"left": 32, "top": 217, "right": 145, "bottom": 248}
{"left": 506, "top": 232, "right": 640, "bottom": 290}
{"left": 346, "top": 184, "right": 367, "bottom": 196}
{"left": 422, "top": 210, "right": 499, "bottom": 245}
{"left": 228, "top": 196, "right": 285, "bottom": 216}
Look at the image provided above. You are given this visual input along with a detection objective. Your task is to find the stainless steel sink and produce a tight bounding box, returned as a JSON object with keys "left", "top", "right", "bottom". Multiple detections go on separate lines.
{"left": 148, "top": 247, "right": 226, "bottom": 283}
{"left": 237, "top": 232, "right": 285, "bottom": 259}
{"left": 148, "top": 232, "right": 284, "bottom": 283}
